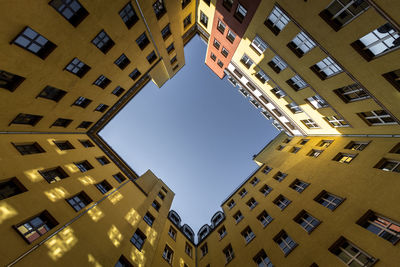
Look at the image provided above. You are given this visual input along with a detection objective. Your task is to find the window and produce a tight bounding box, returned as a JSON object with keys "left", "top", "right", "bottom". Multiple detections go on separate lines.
{"left": 162, "top": 245, "right": 173, "bottom": 263}
{"left": 218, "top": 226, "right": 227, "bottom": 239}
{"left": 131, "top": 229, "right": 146, "bottom": 251}
{"left": 223, "top": 244, "right": 234, "bottom": 263}
{"left": 129, "top": 69, "right": 141, "bottom": 81}
{"left": 376, "top": 159, "right": 400, "bottom": 173}
{"left": 66, "top": 191, "right": 92, "bottom": 212}
{"left": 12, "top": 27, "right": 56, "bottom": 59}
{"left": 334, "top": 83, "right": 370, "bottom": 102}
{"left": 260, "top": 185, "right": 272, "bottom": 196}
{"left": 95, "top": 104, "right": 109, "bottom": 113}
{"left": 221, "top": 47, "right": 229, "bottom": 58}
{"left": 273, "top": 171, "right": 287, "bottom": 182}
{"left": 201, "top": 243, "right": 208, "bottom": 257}
{"left": 273, "top": 195, "right": 291, "bottom": 210}
{"left": 318, "top": 140, "right": 333, "bottom": 148}
{"left": 290, "top": 179, "right": 309, "bottom": 193}
{"left": 315, "top": 191, "right": 344, "bottom": 210}
{"left": 253, "top": 250, "right": 273, "bottom": 267}
{"left": 287, "top": 102, "right": 302, "bottom": 114}
{"left": 234, "top": 4, "right": 247, "bottom": 23}
{"left": 320, "top": 0, "right": 369, "bottom": 31}
{"left": 251, "top": 36, "right": 268, "bottom": 54}
{"left": 115, "top": 255, "right": 134, "bottom": 267}
{"left": 10, "top": 113, "right": 43, "bottom": 126}
{"left": 247, "top": 198, "right": 258, "bottom": 210}
{"left": 78, "top": 120, "right": 92, "bottom": 129}
{"left": 65, "top": 58, "right": 90, "bottom": 78}
{"left": 172, "top": 64, "right": 179, "bottom": 72}
{"left": 80, "top": 139, "right": 94, "bottom": 148}
{"left": 203, "top": 0, "right": 211, "bottom": 6}
{"left": 153, "top": 0, "right": 167, "bottom": 20}
{"left": 112, "top": 173, "right": 126, "bottom": 183}
{"left": 13, "top": 142, "right": 45, "bottom": 155}
{"left": 345, "top": 141, "right": 369, "bottom": 151}
{"left": 200, "top": 11, "right": 208, "bottom": 27}
{"left": 95, "top": 180, "right": 112, "bottom": 194}
{"left": 112, "top": 86, "right": 125, "bottom": 97}
{"left": 241, "top": 226, "right": 255, "bottom": 243}
{"left": 183, "top": 14, "right": 191, "bottom": 28}
{"left": 227, "top": 199, "right": 235, "bottom": 209}
{"left": 289, "top": 147, "right": 300, "bottom": 154}
{"left": 210, "top": 52, "right": 216, "bottom": 61}
{"left": 136, "top": 33, "right": 150, "bottom": 50}
{"left": 358, "top": 110, "right": 397, "bottom": 125}
{"left": 257, "top": 210, "right": 273, "bottom": 227}
{"left": 222, "top": 0, "right": 233, "bottom": 11}
{"left": 250, "top": 177, "right": 260, "bottom": 186}
{"left": 390, "top": 143, "right": 400, "bottom": 154}
{"left": 268, "top": 56, "right": 287, "bottom": 73}
{"left": 37, "top": 86, "right": 67, "bottom": 102}
{"left": 329, "top": 237, "right": 377, "bottom": 266}
{"left": 283, "top": 138, "right": 291, "bottom": 144}
{"left": 143, "top": 212, "right": 155, "bottom": 226}
{"left": 325, "top": 116, "right": 349, "bottom": 127}
{"left": 287, "top": 75, "right": 308, "bottom": 91}
{"left": 147, "top": 51, "right": 157, "bottom": 64}
{"left": 357, "top": 210, "right": 400, "bottom": 244}
{"left": 14, "top": 211, "right": 58, "bottom": 244}
{"left": 288, "top": 31, "right": 316, "bottom": 57}
{"left": 52, "top": 118, "right": 72, "bottom": 128}
{"left": 265, "top": 6, "right": 290, "bottom": 35}
{"left": 49, "top": 0, "right": 88, "bottom": 27}
{"left": 299, "top": 139, "right": 309, "bottom": 145}
{"left": 217, "top": 20, "right": 226, "bottom": 34}
{"left": 213, "top": 38, "right": 221, "bottom": 50}
{"left": 301, "top": 119, "right": 319, "bottom": 129}
{"left": 185, "top": 243, "right": 192, "bottom": 257}
{"left": 294, "top": 210, "right": 320, "bottom": 233}
{"left": 114, "top": 54, "right": 131, "bottom": 70}
{"left": 73, "top": 96, "right": 92, "bottom": 108}
{"left": 239, "top": 188, "right": 247, "bottom": 198}
{"left": 152, "top": 200, "right": 161, "bottom": 211}
{"left": 38, "top": 166, "right": 69, "bottom": 183}
{"left": 262, "top": 166, "right": 272, "bottom": 174}
{"left": 92, "top": 30, "right": 114, "bottom": 54}
{"left": 170, "top": 56, "right": 177, "bottom": 65}
{"left": 166, "top": 43, "right": 175, "bottom": 54}
{"left": 96, "top": 156, "right": 110, "bottom": 165}
{"left": 233, "top": 211, "right": 243, "bottom": 223}
{"left": 382, "top": 68, "right": 400, "bottom": 92}
{"left": 168, "top": 226, "right": 177, "bottom": 240}
{"left": 307, "top": 95, "right": 328, "bottom": 109}
{"left": 255, "top": 69, "right": 269, "bottom": 84}
{"left": 311, "top": 57, "right": 343, "bottom": 80}
{"left": 119, "top": 2, "right": 139, "bottom": 29}
{"left": 75, "top": 160, "right": 93, "bottom": 172}
{"left": 217, "top": 60, "right": 223, "bottom": 68}
{"left": 0, "top": 177, "right": 27, "bottom": 200}
{"left": 273, "top": 230, "right": 297, "bottom": 256}
{"left": 158, "top": 191, "right": 165, "bottom": 200}
{"left": 54, "top": 141, "right": 74, "bottom": 150}
{"left": 0, "top": 70, "right": 25, "bottom": 92}
{"left": 240, "top": 54, "right": 253, "bottom": 69}
{"left": 93, "top": 75, "right": 111, "bottom": 89}
{"left": 271, "top": 87, "right": 286, "bottom": 98}
{"left": 308, "top": 149, "right": 323, "bottom": 158}
{"left": 161, "top": 24, "right": 171, "bottom": 40}
{"left": 226, "top": 30, "right": 236, "bottom": 43}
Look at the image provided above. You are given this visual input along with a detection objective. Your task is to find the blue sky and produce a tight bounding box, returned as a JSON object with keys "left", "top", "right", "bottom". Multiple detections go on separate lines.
{"left": 100, "top": 35, "right": 278, "bottom": 234}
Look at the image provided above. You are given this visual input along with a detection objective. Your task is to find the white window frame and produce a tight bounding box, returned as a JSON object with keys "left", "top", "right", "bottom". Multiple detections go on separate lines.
{"left": 359, "top": 23, "right": 399, "bottom": 57}
{"left": 267, "top": 6, "right": 290, "bottom": 31}
{"left": 275, "top": 196, "right": 290, "bottom": 210}
{"left": 291, "top": 31, "right": 316, "bottom": 54}
{"left": 271, "top": 55, "right": 287, "bottom": 71}
{"left": 255, "top": 69, "right": 269, "bottom": 84}
{"left": 251, "top": 35, "right": 268, "bottom": 54}
{"left": 302, "top": 119, "right": 320, "bottom": 129}
{"left": 315, "top": 57, "right": 343, "bottom": 77}
{"left": 297, "top": 212, "right": 320, "bottom": 233}
{"left": 259, "top": 211, "right": 273, "bottom": 227}
{"left": 360, "top": 110, "right": 397, "bottom": 125}
{"left": 240, "top": 54, "right": 253, "bottom": 68}
{"left": 290, "top": 75, "right": 307, "bottom": 89}
{"left": 326, "top": 116, "right": 349, "bottom": 127}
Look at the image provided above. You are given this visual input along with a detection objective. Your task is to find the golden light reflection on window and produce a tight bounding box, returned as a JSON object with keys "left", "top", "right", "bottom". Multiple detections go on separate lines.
{"left": 125, "top": 208, "right": 140, "bottom": 227}
{"left": 88, "top": 253, "right": 102, "bottom": 267}
{"left": 24, "top": 168, "right": 45, "bottom": 182}
{"left": 0, "top": 202, "right": 18, "bottom": 224}
{"left": 108, "top": 224, "right": 123, "bottom": 247}
{"left": 108, "top": 191, "right": 123, "bottom": 205}
{"left": 145, "top": 227, "right": 158, "bottom": 246}
{"left": 78, "top": 175, "right": 96, "bottom": 186}
{"left": 46, "top": 227, "right": 77, "bottom": 261}
{"left": 44, "top": 187, "right": 69, "bottom": 202}
{"left": 130, "top": 246, "right": 146, "bottom": 267}
{"left": 88, "top": 206, "right": 104, "bottom": 222}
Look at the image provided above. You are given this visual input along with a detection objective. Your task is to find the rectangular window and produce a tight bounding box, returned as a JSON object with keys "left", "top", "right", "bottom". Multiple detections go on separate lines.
{"left": 77, "top": 121, "right": 92, "bottom": 128}
{"left": 273, "top": 195, "right": 291, "bottom": 210}
{"left": 358, "top": 110, "right": 397, "bottom": 125}
{"left": 288, "top": 31, "right": 316, "bottom": 57}
{"left": 0, "top": 177, "right": 27, "bottom": 200}
{"left": 301, "top": 119, "right": 319, "bottom": 129}
{"left": 170, "top": 56, "right": 177, "bottom": 65}
{"left": 268, "top": 55, "right": 287, "bottom": 73}
{"left": 143, "top": 212, "right": 155, "bottom": 226}
{"left": 10, "top": 113, "right": 43, "bottom": 126}
{"left": 217, "top": 60, "right": 223, "bottom": 68}
{"left": 136, "top": 33, "right": 150, "bottom": 50}
{"left": 239, "top": 188, "right": 247, "bottom": 198}
{"left": 12, "top": 27, "right": 56, "bottom": 59}
{"left": 95, "top": 180, "right": 112, "bottom": 194}
{"left": 114, "top": 54, "right": 131, "bottom": 70}
{"left": 246, "top": 198, "right": 258, "bottom": 210}
{"left": 234, "top": 4, "right": 247, "bottom": 23}
{"left": 251, "top": 36, "right": 268, "bottom": 54}
{"left": 227, "top": 199, "right": 235, "bottom": 209}
{"left": 131, "top": 229, "right": 146, "bottom": 251}
{"left": 65, "top": 58, "right": 91, "bottom": 78}
{"left": 273, "top": 171, "right": 287, "bottom": 182}
{"left": 201, "top": 243, "right": 208, "bottom": 257}
{"left": 14, "top": 210, "right": 58, "bottom": 244}
{"left": 329, "top": 237, "right": 377, "bottom": 266}
{"left": 226, "top": 30, "right": 236, "bottom": 43}
{"left": 113, "top": 173, "right": 126, "bottom": 183}
{"left": 129, "top": 69, "right": 141, "bottom": 81}
{"left": 325, "top": 115, "right": 349, "bottom": 127}
{"left": 74, "top": 160, "right": 93, "bottom": 172}
{"left": 147, "top": 51, "right": 157, "bottom": 64}
{"left": 262, "top": 166, "right": 272, "bottom": 174}
{"left": 0, "top": 70, "right": 25, "bottom": 92}
{"left": 250, "top": 177, "right": 260, "bottom": 186}
{"left": 80, "top": 139, "right": 94, "bottom": 148}
{"left": 334, "top": 83, "right": 370, "bottom": 102}
{"left": 119, "top": 2, "right": 139, "bottom": 29}
{"left": 152, "top": 200, "right": 161, "bottom": 211}
{"left": 153, "top": 0, "right": 167, "bottom": 20}
{"left": 66, "top": 191, "right": 92, "bottom": 212}
{"left": 37, "top": 86, "right": 67, "bottom": 102}
{"left": 112, "top": 86, "right": 125, "bottom": 97}
{"left": 257, "top": 210, "right": 273, "bottom": 227}
{"left": 390, "top": 143, "right": 400, "bottom": 154}
{"left": 161, "top": 24, "right": 171, "bottom": 40}
{"left": 265, "top": 6, "right": 290, "bottom": 35}
{"left": 93, "top": 75, "right": 111, "bottom": 89}
{"left": 345, "top": 141, "right": 369, "bottom": 151}
{"left": 183, "top": 14, "right": 191, "bottom": 28}
{"left": 308, "top": 149, "right": 323, "bottom": 158}
{"left": 38, "top": 166, "right": 69, "bottom": 183}
{"left": 218, "top": 226, "right": 227, "bottom": 239}
{"left": 287, "top": 102, "right": 303, "bottom": 114}
{"left": 221, "top": 47, "right": 229, "bottom": 58}
{"left": 52, "top": 118, "right": 72, "bottom": 128}
{"left": 383, "top": 69, "right": 400, "bottom": 92}
{"left": 311, "top": 56, "right": 343, "bottom": 80}
{"left": 13, "top": 142, "right": 45, "bottom": 155}
{"left": 320, "top": 0, "right": 369, "bottom": 31}
{"left": 115, "top": 255, "right": 133, "bottom": 267}
{"left": 92, "top": 30, "right": 114, "bottom": 54}
{"left": 162, "top": 245, "right": 173, "bottom": 263}
{"left": 222, "top": 0, "right": 233, "bottom": 11}
{"left": 253, "top": 250, "right": 273, "bottom": 267}
{"left": 240, "top": 54, "right": 253, "bottom": 69}
{"left": 271, "top": 87, "right": 286, "bottom": 98}
{"left": 255, "top": 69, "right": 269, "bottom": 84}
{"left": 223, "top": 244, "right": 234, "bottom": 263}
{"left": 233, "top": 211, "right": 243, "bottom": 223}
{"left": 357, "top": 210, "right": 400, "bottom": 244}
{"left": 210, "top": 52, "right": 216, "bottom": 61}
{"left": 185, "top": 242, "right": 192, "bottom": 257}
{"left": 213, "top": 38, "right": 221, "bottom": 50}
{"left": 294, "top": 210, "right": 320, "bottom": 233}
{"left": 286, "top": 75, "right": 308, "bottom": 91}
{"left": 158, "top": 191, "right": 165, "bottom": 200}
{"left": 318, "top": 140, "right": 333, "bottom": 148}
{"left": 375, "top": 159, "right": 400, "bottom": 173}
{"left": 166, "top": 43, "right": 175, "bottom": 54}
{"left": 273, "top": 230, "right": 297, "bottom": 256}
{"left": 290, "top": 179, "right": 309, "bottom": 193}
{"left": 315, "top": 190, "right": 344, "bottom": 210}
{"left": 49, "top": 0, "right": 88, "bottom": 27}
{"left": 168, "top": 226, "right": 177, "bottom": 240}
{"left": 96, "top": 156, "right": 110, "bottom": 165}
{"left": 241, "top": 226, "right": 255, "bottom": 243}
{"left": 260, "top": 184, "right": 273, "bottom": 196}
{"left": 217, "top": 20, "right": 226, "bottom": 34}
{"left": 200, "top": 11, "right": 208, "bottom": 27}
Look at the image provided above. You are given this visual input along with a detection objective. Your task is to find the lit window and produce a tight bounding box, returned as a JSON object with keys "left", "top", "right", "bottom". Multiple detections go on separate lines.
{"left": 273, "top": 195, "right": 291, "bottom": 210}
{"left": 12, "top": 27, "right": 56, "bottom": 59}
{"left": 357, "top": 210, "right": 400, "bottom": 244}
{"left": 265, "top": 6, "right": 290, "bottom": 35}
{"left": 241, "top": 226, "right": 255, "bottom": 243}
{"left": 66, "top": 191, "right": 92, "bottom": 212}
{"left": 358, "top": 110, "right": 397, "bottom": 126}
{"left": 15, "top": 211, "right": 58, "bottom": 243}
{"left": 290, "top": 179, "right": 309, "bottom": 193}
{"left": 119, "top": 2, "right": 139, "bottom": 29}
{"left": 251, "top": 35, "right": 268, "bottom": 54}
{"left": 329, "top": 237, "right": 377, "bottom": 266}
{"left": 65, "top": 58, "right": 91, "bottom": 78}
{"left": 257, "top": 210, "right": 273, "bottom": 227}
{"left": 49, "top": 0, "right": 88, "bottom": 27}
{"left": 288, "top": 31, "right": 316, "bottom": 57}
{"left": 131, "top": 229, "right": 146, "bottom": 251}
{"left": 294, "top": 210, "right": 320, "bottom": 233}
{"left": 333, "top": 83, "right": 370, "bottom": 102}
{"left": 273, "top": 230, "right": 297, "bottom": 256}
{"left": 91, "top": 30, "right": 114, "bottom": 54}
{"left": 268, "top": 55, "right": 287, "bottom": 73}
{"left": 315, "top": 191, "right": 344, "bottom": 210}
{"left": 286, "top": 75, "right": 308, "bottom": 91}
